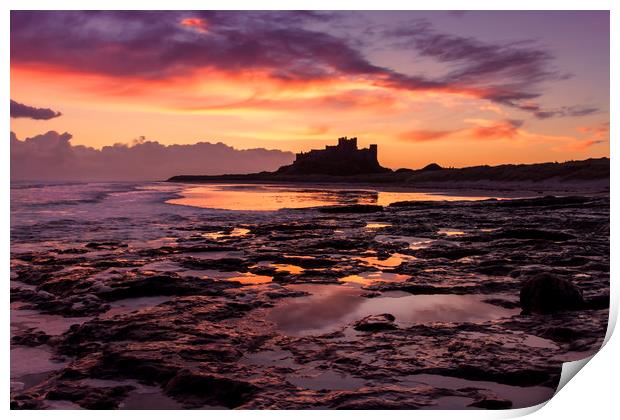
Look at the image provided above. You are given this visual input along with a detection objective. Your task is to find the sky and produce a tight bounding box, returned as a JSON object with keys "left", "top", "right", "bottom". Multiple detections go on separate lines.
{"left": 10, "top": 10, "right": 610, "bottom": 175}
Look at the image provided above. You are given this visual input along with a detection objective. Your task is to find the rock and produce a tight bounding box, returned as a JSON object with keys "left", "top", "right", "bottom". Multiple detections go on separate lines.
{"left": 45, "top": 382, "right": 135, "bottom": 409}
{"left": 335, "top": 398, "right": 421, "bottom": 409}
{"left": 9, "top": 191, "right": 609, "bottom": 409}
{"left": 181, "top": 257, "right": 249, "bottom": 272}
{"left": 469, "top": 398, "right": 513, "bottom": 409}
{"left": 520, "top": 273, "right": 585, "bottom": 314}
{"left": 85, "top": 241, "right": 128, "bottom": 250}
{"left": 415, "top": 245, "right": 488, "bottom": 260}
{"left": 354, "top": 314, "right": 397, "bottom": 331}
{"left": 495, "top": 196, "right": 592, "bottom": 209}
{"left": 541, "top": 327, "right": 578, "bottom": 342}
{"left": 584, "top": 294, "right": 610, "bottom": 310}
{"left": 11, "top": 328, "right": 51, "bottom": 346}
{"left": 318, "top": 204, "right": 383, "bottom": 214}
{"left": 493, "top": 228, "right": 574, "bottom": 242}
{"left": 164, "top": 370, "right": 258, "bottom": 408}
{"left": 94, "top": 273, "right": 235, "bottom": 301}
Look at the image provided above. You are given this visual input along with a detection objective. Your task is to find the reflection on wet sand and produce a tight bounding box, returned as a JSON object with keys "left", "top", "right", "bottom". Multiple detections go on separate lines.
{"left": 167, "top": 184, "right": 497, "bottom": 211}
{"left": 401, "top": 374, "right": 555, "bottom": 409}
{"left": 102, "top": 296, "right": 172, "bottom": 318}
{"left": 373, "top": 234, "right": 434, "bottom": 250}
{"left": 357, "top": 253, "right": 412, "bottom": 268}
{"left": 202, "top": 227, "right": 250, "bottom": 240}
{"left": 365, "top": 222, "right": 392, "bottom": 230}
{"left": 339, "top": 271, "right": 410, "bottom": 285}
{"left": 244, "top": 349, "right": 366, "bottom": 391}
{"left": 438, "top": 229, "right": 466, "bottom": 237}
{"left": 271, "top": 264, "right": 305, "bottom": 275}
{"left": 267, "top": 284, "right": 519, "bottom": 336}
{"left": 227, "top": 273, "right": 273, "bottom": 284}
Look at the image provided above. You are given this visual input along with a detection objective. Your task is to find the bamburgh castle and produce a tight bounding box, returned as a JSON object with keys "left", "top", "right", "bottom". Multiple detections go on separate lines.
{"left": 276, "top": 137, "right": 390, "bottom": 176}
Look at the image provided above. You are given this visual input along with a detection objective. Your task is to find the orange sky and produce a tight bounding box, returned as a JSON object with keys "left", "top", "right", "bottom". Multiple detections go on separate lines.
{"left": 10, "top": 11, "right": 609, "bottom": 170}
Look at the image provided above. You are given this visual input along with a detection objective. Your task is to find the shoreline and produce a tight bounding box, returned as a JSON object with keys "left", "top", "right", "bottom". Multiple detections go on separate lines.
{"left": 166, "top": 156, "right": 609, "bottom": 198}
{"left": 165, "top": 178, "right": 610, "bottom": 199}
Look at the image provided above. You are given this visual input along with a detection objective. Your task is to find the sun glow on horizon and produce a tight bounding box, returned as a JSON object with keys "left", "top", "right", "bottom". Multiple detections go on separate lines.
{"left": 10, "top": 11, "right": 609, "bottom": 170}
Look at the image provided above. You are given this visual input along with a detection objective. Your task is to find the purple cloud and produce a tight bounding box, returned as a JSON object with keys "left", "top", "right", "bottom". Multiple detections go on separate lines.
{"left": 10, "top": 131, "right": 294, "bottom": 181}
{"left": 10, "top": 100, "right": 62, "bottom": 120}
{"left": 383, "top": 22, "right": 598, "bottom": 118}
{"left": 529, "top": 105, "right": 599, "bottom": 119}
{"left": 10, "top": 11, "right": 598, "bottom": 119}
{"left": 10, "top": 11, "right": 353, "bottom": 80}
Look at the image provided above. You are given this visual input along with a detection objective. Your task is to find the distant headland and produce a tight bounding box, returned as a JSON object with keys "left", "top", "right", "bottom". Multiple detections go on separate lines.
{"left": 168, "top": 137, "right": 609, "bottom": 193}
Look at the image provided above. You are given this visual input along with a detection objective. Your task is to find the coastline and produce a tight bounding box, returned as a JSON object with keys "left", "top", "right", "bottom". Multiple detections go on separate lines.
{"left": 166, "top": 157, "right": 610, "bottom": 198}
{"left": 165, "top": 178, "right": 610, "bottom": 199}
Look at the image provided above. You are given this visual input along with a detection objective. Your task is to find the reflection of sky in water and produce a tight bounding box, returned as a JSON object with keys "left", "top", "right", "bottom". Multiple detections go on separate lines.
{"left": 356, "top": 253, "right": 412, "bottom": 268}
{"left": 401, "top": 374, "right": 555, "bottom": 409}
{"left": 180, "top": 268, "right": 274, "bottom": 285}
{"left": 202, "top": 228, "right": 250, "bottom": 239}
{"left": 270, "top": 264, "right": 305, "bottom": 275}
{"left": 340, "top": 271, "right": 410, "bottom": 286}
{"left": 267, "top": 284, "right": 519, "bottom": 336}
{"left": 167, "top": 184, "right": 497, "bottom": 211}
{"left": 365, "top": 222, "right": 392, "bottom": 230}
{"left": 226, "top": 273, "right": 273, "bottom": 284}
{"left": 438, "top": 228, "right": 466, "bottom": 236}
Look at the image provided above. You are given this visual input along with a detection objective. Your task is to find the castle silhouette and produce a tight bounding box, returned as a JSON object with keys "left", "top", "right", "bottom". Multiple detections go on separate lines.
{"left": 276, "top": 137, "right": 390, "bottom": 176}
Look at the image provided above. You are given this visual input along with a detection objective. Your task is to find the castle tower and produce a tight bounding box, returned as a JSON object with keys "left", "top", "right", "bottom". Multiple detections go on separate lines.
{"left": 369, "top": 144, "right": 377, "bottom": 159}
{"left": 337, "top": 136, "right": 357, "bottom": 151}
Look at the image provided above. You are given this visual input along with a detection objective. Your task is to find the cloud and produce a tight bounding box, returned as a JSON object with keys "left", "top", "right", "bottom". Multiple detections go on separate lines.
{"left": 400, "top": 119, "right": 524, "bottom": 142}
{"left": 10, "top": 11, "right": 596, "bottom": 119}
{"left": 570, "top": 122, "right": 609, "bottom": 150}
{"left": 468, "top": 119, "right": 524, "bottom": 140}
{"left": 400, "top": 118, "right": 610, "bottom": 152}
{"left": 398, "top": 129, "right": 458, "bottom": 142}
{"left": 10, "top": 11, "right": 356, "bottom": 80}
{"left": 10, "top": 99, "right": 62, "bottom": 120}
{"left": 383, "top": 21, "right": 597, "bottom": 118}
{"left": 517, "top": 103, "right": 599, "bottom": 119}
{"left": 180, "top": 17, "right": 209, "bottom": 33}
{"left": 10, "top": 131, "right": 294, "bottom": 181}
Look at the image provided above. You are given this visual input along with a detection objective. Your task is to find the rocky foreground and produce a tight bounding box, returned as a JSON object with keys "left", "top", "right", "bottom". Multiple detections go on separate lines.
{"left": 10, "top": 195, "right": 609, "bottom": 409}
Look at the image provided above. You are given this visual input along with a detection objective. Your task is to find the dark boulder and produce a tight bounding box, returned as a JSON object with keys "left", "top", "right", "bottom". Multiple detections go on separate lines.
{"left": 520, "top": 273, "right": 585, "bottom": 314}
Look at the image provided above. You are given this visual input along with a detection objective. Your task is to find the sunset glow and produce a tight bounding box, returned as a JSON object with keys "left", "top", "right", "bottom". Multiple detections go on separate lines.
{"left": 9, "top": 10, "right": 611, "bottom": 411}
{"left": 10, "top": 11, "right": 609, "bottom": 170}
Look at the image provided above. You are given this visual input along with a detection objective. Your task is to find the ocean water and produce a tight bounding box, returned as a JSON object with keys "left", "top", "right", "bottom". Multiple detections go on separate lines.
{"left": 11, "top": 180, "right": 499, "bottom": 226}
{"left": 9, "top": 180, "right": 513, "bottom": 264}
{"left": 10, "top": 181, "right": 507, "bottom": 255}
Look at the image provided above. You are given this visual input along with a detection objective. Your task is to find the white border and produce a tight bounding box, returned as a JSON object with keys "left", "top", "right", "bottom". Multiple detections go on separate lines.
{"left": 3, "top": 1, "right": 617, "bottom": 418}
